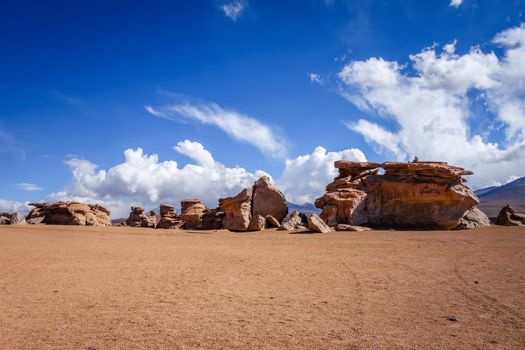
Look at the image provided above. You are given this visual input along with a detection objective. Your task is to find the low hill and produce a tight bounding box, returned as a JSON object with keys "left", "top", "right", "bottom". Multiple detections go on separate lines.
{"left": 476, "top": 176, "right": 525, "bottom": 217}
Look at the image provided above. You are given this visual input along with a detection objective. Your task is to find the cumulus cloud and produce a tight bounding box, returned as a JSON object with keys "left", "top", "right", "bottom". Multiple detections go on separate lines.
{"left": 0, "top": 199, "right": 30, "bottom": 213}
{"left": 49, "top": 140, "right": 269, "bottom": 217}
{"left": 449, "top": 0, "right": 463, "bottom": 8}
{"left": 337, "top": 24, "right": 525, "bottom": 188}
{"left": 49, "top": 141, "right": 367, "bottom": 217}
{"left": 146, "top": 96, "right": 288, "bottom": 158}
{"left": 221, "top": 1, "right": 246, "bottom": 22}
{"left": 16, "top": 183, "right": 43, "bottom": 192}
{"left": 277, "top": 146, "right": 366, "bottom": 205}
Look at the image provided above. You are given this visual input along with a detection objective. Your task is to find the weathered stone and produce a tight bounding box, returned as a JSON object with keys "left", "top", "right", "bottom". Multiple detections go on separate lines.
{"left": 278, "top": 211, "right": 308, "bottom": 231}
{"left": 200, "top": 209, "right": 224, "bottom": 230}
{"left": 315, "top": 161, "right": 489, "bottom": 230}
{"left": 247, "top": 214, "right": 266, "bottom": 231}
{"left": 0, "top": 212, "right": 26, "bottom": 225}
{"left": 219, "top": 188, "right": 252, "bottom": 231}
{"left": 495, "top": 205, "right": 525, "bottom": 226}
{"left": 335, "top": 224, "right": 371, "bottom": 232}
{"left": 181, "top": 199, "right": 207, "bottom": 230}
{"left": 265, "top": 215, "right": 281, "bottom": 228}
{"left": 157, "top": 204, "right": 181, "bottom": 229}
{"left": 126, "top": 207, "right": 157, "bottom": 228}
{"left": 26, "top": 202, "right": 111, "bottom": 226}
{"left": 307, "top": 214, "right": 332, "bottom": 233}
{"left": 252, "top": 176, "right": 288, "bottom": 223}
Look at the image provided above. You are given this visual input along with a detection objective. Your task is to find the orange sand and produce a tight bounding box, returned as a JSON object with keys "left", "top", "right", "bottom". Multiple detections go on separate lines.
{"left": 1, "top": 225, "right": 524, "bottom": 349}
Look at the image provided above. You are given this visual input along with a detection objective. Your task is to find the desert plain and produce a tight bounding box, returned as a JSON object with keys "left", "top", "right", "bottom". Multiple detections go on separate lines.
{"left": 1, "top": 225, "right": 524, "bottom": 349}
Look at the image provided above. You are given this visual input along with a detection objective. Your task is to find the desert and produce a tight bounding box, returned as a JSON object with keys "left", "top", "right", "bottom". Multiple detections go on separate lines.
{"left": 1, "top": 224, "right": 524, "bottom": 349}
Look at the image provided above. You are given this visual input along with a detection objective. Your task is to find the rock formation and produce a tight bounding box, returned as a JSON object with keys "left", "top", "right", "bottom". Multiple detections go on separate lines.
{"left": 307, "top": 214, "right": 332, "bottom": 233}
{"left": 180, "top": 199, "right": 207, "bottom": 229}
{"left": 125, "top": 207, "right": 157, "bottom": 228}
{"left": 0, "top": 212, "right": 25, "bottom": 225}
{"left": 495, "top": 205, "right": 525, "bottom": 226}
{"left": 157, "top": 204, "right": 182, "bottom": 229}
{"left": 315, "top": 161, "right": 490, "bottom": 230}
{"left": 26, "top": 202, "right": 111, "bottom": 226}
{"left": 277, "top": 211, "right": 308, "bottom": 231}
{"left": 219, "top": 176, "right": 288, "bottom": 232}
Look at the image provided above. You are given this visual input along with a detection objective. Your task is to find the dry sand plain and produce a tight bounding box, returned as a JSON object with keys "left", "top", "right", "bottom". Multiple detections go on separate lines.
{"left": 1, "top": 225, "right": 524, "bottom": 349}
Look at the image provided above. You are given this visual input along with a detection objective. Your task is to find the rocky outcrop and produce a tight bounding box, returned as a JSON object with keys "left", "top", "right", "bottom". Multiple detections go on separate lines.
{"left": 277, "top": 211, "right": 308, "bottom": 231}
{"left": 248, "top": 214, "right": 266, "bottom": 231}
{"left": 157, "top": 204, "right": 181, "bottom": 229}
{"left": 218, "top": 176, "right": 288, "bottom": 232}
{"left": 181, "top": 199, "right": 207, "bottom": 230}
{"left": 26, "top": 202, "right": 111, "bottom": 226}
{"left": 219, "top": 189, "right": 252, "bottom": 231}
{"left": 126, "top": 207, "right": 157, "bottom": 228}
{"left": 307, "top": 214, "right": 332, "bottom": 233}
{"left": 315, "top": 161, "right": 490, "bottom": 230}
{"left": 252, "top": 176, "right": 288, "bottom": 223}
{"left": 495, "top": 205, "right": 525, "bottom": 226}
{"left": 265, "top": 215, "right": 281, "bottom": 228}
{"left": 0, "top": 212, "right": 25, "bottom": 225}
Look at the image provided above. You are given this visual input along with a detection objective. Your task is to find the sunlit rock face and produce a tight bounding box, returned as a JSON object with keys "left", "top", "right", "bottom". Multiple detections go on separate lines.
{"left": 315, "top": 161, "right": 490, "bottom": 230}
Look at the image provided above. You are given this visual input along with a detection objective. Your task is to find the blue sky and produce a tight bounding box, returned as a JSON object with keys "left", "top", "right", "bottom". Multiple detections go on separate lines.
{"left": 1, "top": 0, "right": 525, "bottom": 216}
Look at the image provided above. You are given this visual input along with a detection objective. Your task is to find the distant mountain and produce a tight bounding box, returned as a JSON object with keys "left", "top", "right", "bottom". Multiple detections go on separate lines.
{"left": 288, "top": 202, "right": 321, "bottom": 215}
{"left": 476, "top": 176, "right": 525, "bottom": 217}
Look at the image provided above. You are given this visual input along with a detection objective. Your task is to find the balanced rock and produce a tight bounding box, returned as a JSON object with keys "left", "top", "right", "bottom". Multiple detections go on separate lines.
{"left": 0, "top": 212, "right": 26, "bottom": 225}
{"left": 315, "top": 161, "right": 490, "bottom": 230}
{"left": 219, "top": 188, "right": 253, "bottom": 231}
{"left": 26, "top": 202, "right": 111, "bottom": 226}
{"left": 126, "top": 207, "right": 157, "bottom": 228}
{"left": 495, "top": 205, "right": 525, "bottom": 226}
{"left": 157, "top": 204, "right": 181, "bottom": 229}
{"left": 307, "top": 214, "right": 333, "bottom": 233}
{"left": 252, "top": 176, "right": 288, "bottom": 223}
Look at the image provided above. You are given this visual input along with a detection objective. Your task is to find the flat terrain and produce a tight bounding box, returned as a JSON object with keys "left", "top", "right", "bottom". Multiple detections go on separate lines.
{"left": 1, "top": 225, "right": 524, "bottom": 349}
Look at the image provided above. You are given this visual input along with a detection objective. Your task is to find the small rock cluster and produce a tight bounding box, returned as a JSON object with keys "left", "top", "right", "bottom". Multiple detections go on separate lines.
{"left": 0, "top": 212, "right": 25, "bottom": 225}
{"left": 125, "top": 207, "right": 157, "bottom": 228}
{"left": 495, "top": 205, "right": 525, "bottom": 226}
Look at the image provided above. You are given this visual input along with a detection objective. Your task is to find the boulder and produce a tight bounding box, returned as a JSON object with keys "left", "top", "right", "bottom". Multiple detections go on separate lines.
{"left": 277, "top": 211, "right": 308, "bottom": 231}
{"left": 126, "top": 207, "right": 157, "bottom": 228}
{"left": 157, "top": 204, "right": 181, "bottom": 229}
{"left": 265, "top": 215, "right": 281, "bottom": 228}
{"left": 335, "top": 224, "right": 371, "bottom": 232}
{"left": 26, "top": 202, "right": 111, "bottom": 226}
{"left": 0, "top": 212, "right": 26, "bottom": 225}
{"left": 200, "top": 209, "right": 225, "bottom": 230}
{"left": 495, "top": 205, "right": 525, "bottom": 226}
{"left": 307, "top": 214, "right": 333, "bottom": 233}
{"left": 248, "top": 214, "right": 266, "bottom": 231}
{"left": 315, "top": 161, "right": 490, "bottom": 230}
{"left": 252, "top": 176, "right": 288, "bottom": 223}
{"left": 219, "top": 188, "right": 253, "bottom": 231}
{"left": 181, "top": 199, "right": 207, "bottom": 230}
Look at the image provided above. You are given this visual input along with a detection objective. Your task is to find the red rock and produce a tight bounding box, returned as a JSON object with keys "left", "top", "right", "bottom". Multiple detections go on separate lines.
{"left": 495, "top": 205, "right": 525, "bottom": 226}
{"left": 26, "top": 202, "right": 111, "bottom": 226}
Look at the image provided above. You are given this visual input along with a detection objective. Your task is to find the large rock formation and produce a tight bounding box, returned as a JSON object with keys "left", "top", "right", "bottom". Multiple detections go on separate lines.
{"left": 219, "top": 176, "right": 289, "bottom": 232}
{"left": 157, "top": 204, "right": 182, "bottom": 229}
{"left": 495, "top": 205, "right": 525, "bottom": 226}
{"left": 315, "top": 161, "right": 490, "bottom": 230}
{"left": 180, "top": 199, "right": 207, "bottom": 230}
{"left": 0, "top": 212, "right": 25, "bottom": 225}
{"left": 26, "top": 202, "right": 111, "bottom": 226}
{"left": 125, "top": 207, "right": 157, "bottom": 228}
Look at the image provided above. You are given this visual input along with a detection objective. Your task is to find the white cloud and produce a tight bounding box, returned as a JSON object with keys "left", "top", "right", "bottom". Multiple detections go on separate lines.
{"left": 146, "top": 96, "right": 288, "bottom": 159}
{"left": 49, "top": 141, "right": 367, "bottom": 217}
{"left": 309, "top": 72, "right": 323, "bottom": 85}
{"left": 337, "top": 24, "right": 525, "bottom": 188}
{"left": 221, "top": 1, "right": 246, "bottom": 22}
{"left": 277, "top": 146, "right": 366, "bottom": 205}
{"left": 16, "top": 183, "right": 43, "bottom": 192}
{"left": 49, "top": 141, "right": 269, "bottom": 217}
{"left": 449, "top": 0, "right": 463, "bottom": 8}
{"left": 0, "top": 199, "right": 29, "bottom": 213}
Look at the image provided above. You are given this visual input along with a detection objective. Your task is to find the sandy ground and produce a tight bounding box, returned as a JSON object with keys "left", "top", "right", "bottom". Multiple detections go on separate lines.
{"left": 0, "top": 225, "right": 524, "bottom": 349}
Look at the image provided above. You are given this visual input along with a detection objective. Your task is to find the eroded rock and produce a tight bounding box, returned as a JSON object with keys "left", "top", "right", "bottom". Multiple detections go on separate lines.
{"left": 26, "top": 202, "right": 111, "bottom": 226}
{"left": 126, "top": 207, "right": 157, "bottom": 228}
{"left": 157, "top": 204, "right": 181, "bottom": 229}
{"left": 219, "top": 188, "right": 253, "bottom": 231}
{"left": 495, "top": 205, "right": 525, "bottom": 226}
{"left": 307, "top": 214, "right": 332, "bottom": 233}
